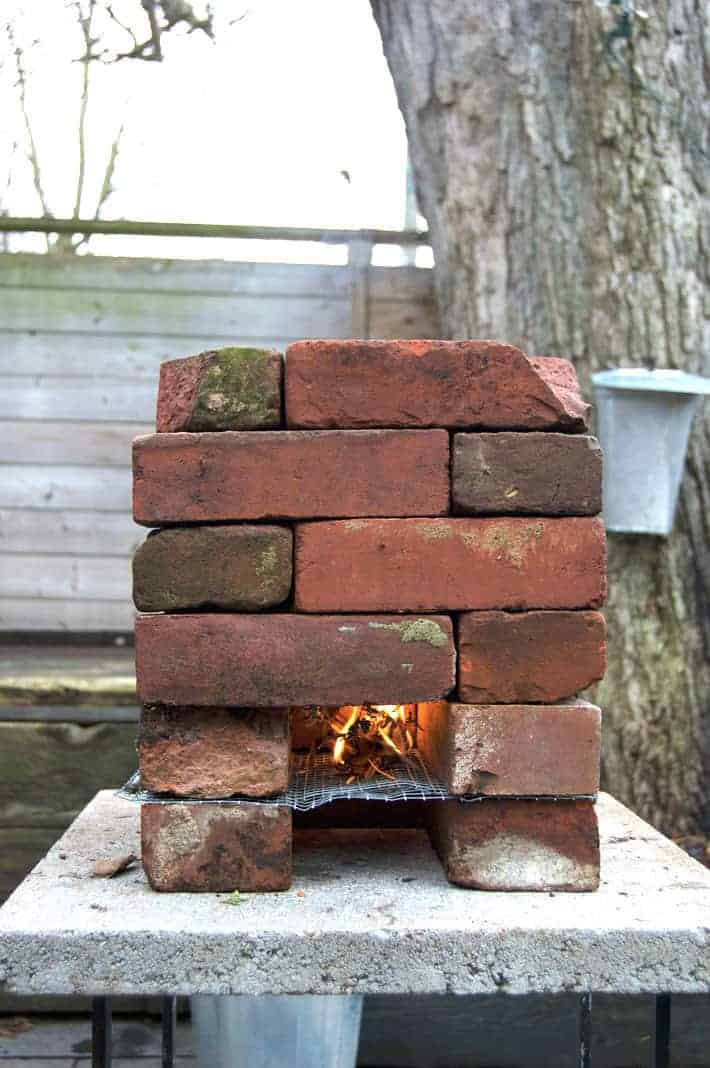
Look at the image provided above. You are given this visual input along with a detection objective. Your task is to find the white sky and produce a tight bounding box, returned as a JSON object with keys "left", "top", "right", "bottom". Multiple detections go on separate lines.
{"left": 1, "top": 1, "right": 429, "bottom": 264}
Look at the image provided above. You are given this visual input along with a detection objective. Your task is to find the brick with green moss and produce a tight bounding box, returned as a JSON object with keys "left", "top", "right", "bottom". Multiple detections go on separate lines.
{"left": 133, "top": 525, "right": 292, "bottom": 612}
{"left": 156, "top": 346, "right": 282, "bottom": 432}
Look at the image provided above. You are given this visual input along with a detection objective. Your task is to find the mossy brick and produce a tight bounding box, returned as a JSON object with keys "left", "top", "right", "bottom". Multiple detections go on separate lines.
{"left": 132, "top": 525, "right": 292, "bottom": 612}
{"left": 452, "top": 433, "right": 602, "bottom": 515}
{"left": 156, "top": 347, "right": 282, "bottom": 432}
{"left": 417, "top": 700, "right": 601, "bottom": 796}
{"left": 457, "top": 609, "right": 606, "bottom": 703}
{"left": 135, "top": 613, "right": 455, "bottom": 708}
{"left": 141, "top": 801, "right": 292, "bottom": 892}
{"left": 132, "top": 429, "right": 449, "bottom": 524}
{"left": 285, "top": 340, "right": 590, "bottom": 430}
{"left": 427, "top": 799, "right": 600, "bottom": 891}
{"left": 294, "top": 518, "right": 607, "bottom": 612}
{"left": 139, "top": 705, "right": 291, "bottom": 799}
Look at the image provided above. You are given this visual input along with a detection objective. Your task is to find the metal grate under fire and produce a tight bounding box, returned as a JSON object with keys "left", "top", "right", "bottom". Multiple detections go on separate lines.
{"left": 118, "top": 754, "right": 595, "bottom": 811}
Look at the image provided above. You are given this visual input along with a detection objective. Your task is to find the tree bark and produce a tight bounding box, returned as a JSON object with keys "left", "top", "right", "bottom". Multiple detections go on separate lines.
{"left": 371, "top": 0, "right": 710, "bottom": 834}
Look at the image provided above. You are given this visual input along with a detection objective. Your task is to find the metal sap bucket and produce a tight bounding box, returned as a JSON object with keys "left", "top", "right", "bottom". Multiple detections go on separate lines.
{"left": 192, "top": 995, "right": 364, "bottom": 1068}
{"left": 592, "top": 367, "right": 710, "bottom": 535}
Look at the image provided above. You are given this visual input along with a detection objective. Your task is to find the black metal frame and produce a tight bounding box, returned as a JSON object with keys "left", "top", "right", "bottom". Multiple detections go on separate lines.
{"left": 90, "top": 995, "right": 176, "bottom": 1068}
{"left": 91, "top": 997, "right": 111, "bottom": 1068}
{"left": 90, "top": 992, "right": 673, "bottom": 1067}
{"left": 578, "top": 991, "right": 592, "bottom": 1067}
{"left": 654, "top": 993, "right": 672, "bottom": 1068}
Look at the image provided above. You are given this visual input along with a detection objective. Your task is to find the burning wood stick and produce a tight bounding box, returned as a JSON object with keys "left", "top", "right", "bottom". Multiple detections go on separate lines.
{"left": 320, "top": 704, "right": 419, "bottom": 780}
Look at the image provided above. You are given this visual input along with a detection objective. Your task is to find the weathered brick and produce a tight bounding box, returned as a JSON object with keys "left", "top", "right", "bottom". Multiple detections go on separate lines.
{"left": 285, "top": 340, "right": 589, "bottom": 430}
{"left": 458, "top": 610, "right": 606, "bottom": 703}
{"left": 294, "top": 518, "right": 606, "bottom": 612}
{"left": 133, "top": 430, "right": 449, "bottom": 525}
{"left": 139, "top": 706, "right": 291, "bottom": 798}
{"left": 141, "top": 801, "right": 292, "bottom": 892}
{"left": 156, "top": 347, "right": 282, "bottom": 432}
{"left": 133, "top": 525, "right": 292, "bottom": 612}
{"left": 417, "top": 701, "right": 601, "bottom": 796}
{"left": 427, "top": 799, "right": 599, "bottom": 891}
{"left": 452, "top": 433, "right": 602, "bottom": 515}
{"left": 135, "top": 613, "right": 455, "bottom": 708}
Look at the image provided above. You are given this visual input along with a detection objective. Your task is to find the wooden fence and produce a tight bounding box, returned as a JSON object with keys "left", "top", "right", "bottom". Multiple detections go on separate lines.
{"left": 0, "top": 250, "right": 438, "bottom": 632}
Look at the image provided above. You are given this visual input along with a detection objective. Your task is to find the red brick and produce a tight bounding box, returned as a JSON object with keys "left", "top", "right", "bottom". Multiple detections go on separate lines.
{"left": 285, "top": 340, "right": 589, "bottom": 430}
{"left": 458, "top": 610, "right": 606, "bottom": 703}
{"left": 452, "top": 433, "right": 602, "bottom": 515}
{"left": 294, "top": 518, "right": 606, "bottom": 612}
{"left": 133, "top": 430, "right": 449, "bottom": 525}
{"left": 141, "top": 801, "right": 292, "bottom": 892}
{"left": 133, "top": 525, "right": 292, "bottom": 612}
{"left": 417, "top": 701, "right": 601, "bottom": 796}
{"left": 135, "top": 613, "right": 455, "bottom": 708}
{"left": 427, "top": 799, "right": 599, "bottom": 891}
{"left": 156, "top": 347, "right": 282, "bottom": 432}
{"left": 139, "top": 706, "right": 291, "bottom": 798}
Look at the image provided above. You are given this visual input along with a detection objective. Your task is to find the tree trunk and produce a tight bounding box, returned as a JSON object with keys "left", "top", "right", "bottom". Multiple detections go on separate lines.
{"left": 371, "top": 0, "right": 710, "bottom": 834}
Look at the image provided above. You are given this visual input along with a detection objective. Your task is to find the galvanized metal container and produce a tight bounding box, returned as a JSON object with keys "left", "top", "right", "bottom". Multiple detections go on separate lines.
{"left": 592, "top": 368, "right": 710, "bottom": 535}
{"left": 192, "top": 994, "right": 364, "bottom": 1068}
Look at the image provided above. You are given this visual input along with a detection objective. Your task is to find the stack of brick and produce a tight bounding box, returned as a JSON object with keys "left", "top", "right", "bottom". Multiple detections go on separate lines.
{"left": 133, "top": 340, "right": 606, "bottom": 894}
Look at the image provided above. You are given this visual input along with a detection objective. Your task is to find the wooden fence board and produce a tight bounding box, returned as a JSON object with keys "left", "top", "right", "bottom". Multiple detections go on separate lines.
{"left": 0, "top": 598, "right": 134, "bottom": 631}
{"left": 0, "top": 377, "right": 158, "bottom": 423}
{"left": 0, "top": 421, "right": 149, "bottom": 466}
{"left": 0, "top": 331, "right": 293, "bottom": 378}
{"left": 2, "top": 465, "right": 131, "bottom": 511}
{"left": 1, "top": 378, "right": 156, "bottom": 422}
{"left": 369, "top": 298, "right": 437, "bottom": 338}
{"left": 0, "top": 253, "right": 434, "bottom": 300}
{"left": 0, "top": 509, "right": 142, "bottom": 555}
{"left": 2, "top": 554, "right": 131, "bottom": 601}
{"left": 0, "top": 287, "right": 350, "bottom": 337}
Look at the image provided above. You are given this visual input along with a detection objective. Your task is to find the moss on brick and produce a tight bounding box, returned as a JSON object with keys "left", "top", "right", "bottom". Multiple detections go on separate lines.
{"left": 133, "top": 525, "right": 292, "bottom": 612}
{"left": 368, "top": 618, "right": 450, "bottom": 648}
{"left": 480, "top": 522, "right": 545, "bottom": 567}
{"left": 190, "top": 347, "right": 281, "bottom": 430}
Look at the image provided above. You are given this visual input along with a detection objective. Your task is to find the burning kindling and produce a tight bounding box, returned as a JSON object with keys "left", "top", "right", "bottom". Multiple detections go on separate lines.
{"left": 313, "top": 704, "right": 419, "bottom": 783}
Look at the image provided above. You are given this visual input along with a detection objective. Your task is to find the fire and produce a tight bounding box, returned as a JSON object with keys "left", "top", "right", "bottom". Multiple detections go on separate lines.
{"left": 328, "top": 703, "right": 418, "bottom": 782}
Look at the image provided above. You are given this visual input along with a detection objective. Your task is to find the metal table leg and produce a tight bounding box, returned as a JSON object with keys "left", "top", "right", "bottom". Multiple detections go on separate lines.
{"left": 578, "top": 991, "right": 592, "bottom": 1068}
{"left": 654, "top": 994, "right": 671, "bottom": 1068}
{"left": 162, "top": 995, "right": 177, "bottom": 1068}
{"left": 92, "top": 996, "right": 112, "bottom": 1068}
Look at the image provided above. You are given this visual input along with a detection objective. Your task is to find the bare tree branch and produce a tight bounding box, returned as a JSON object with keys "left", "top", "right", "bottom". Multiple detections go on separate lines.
{"left": 73, "top": 118, "right": 125, "bottom": 250}
{"left": 83, "top": 0, "right": 215, "bottom": 63}
{"left": 94, "top": 121, "right": 124, "bottom": 219}
{"left": 7, "top": 21, "right": 53, "bottom": 249}
{"left": 137, "top": 0, "right": 163, "bottom": 60}
{"left": 73, "top": 0, "right": 96, "bottom": 221}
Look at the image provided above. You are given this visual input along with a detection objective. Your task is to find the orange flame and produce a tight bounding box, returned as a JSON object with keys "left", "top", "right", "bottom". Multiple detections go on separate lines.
{"left": 329, "top": 704, "right": 415, "bottom": 775}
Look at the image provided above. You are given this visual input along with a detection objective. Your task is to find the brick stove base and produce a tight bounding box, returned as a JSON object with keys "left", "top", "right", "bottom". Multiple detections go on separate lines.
{"left": 135, "top": 695, "right": 602, "bottom": 892}
{"left": 132, "top": 339, "right": 608, "bottom": 894}
{"left": 140, "top": 794, "right": 600, "bottom": 893}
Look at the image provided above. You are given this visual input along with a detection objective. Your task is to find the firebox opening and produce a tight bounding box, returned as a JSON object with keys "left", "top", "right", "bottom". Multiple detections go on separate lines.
{"left": 122, "top": 703, "right": 451, "bottom": 812}
{"left": 291, "top": 703, "right": 427, "bottom": 783}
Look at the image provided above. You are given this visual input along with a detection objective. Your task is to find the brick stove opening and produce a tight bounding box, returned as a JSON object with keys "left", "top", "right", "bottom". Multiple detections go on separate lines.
{"left": 292, "top": 704, "right": 419, "bottom": 781}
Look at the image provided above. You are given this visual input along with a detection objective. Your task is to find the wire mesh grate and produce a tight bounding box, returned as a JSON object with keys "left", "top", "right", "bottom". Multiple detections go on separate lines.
{"left": 117, "top": 753, "right": 595, "bottom": 811}
{"left": 118, "top": 752, "right": 451, "bottom": 810}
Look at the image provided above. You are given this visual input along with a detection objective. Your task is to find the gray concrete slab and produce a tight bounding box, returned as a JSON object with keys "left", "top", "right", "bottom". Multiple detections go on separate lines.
{"left": 0, "top": 791, "right": 709, "bottom": 998}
